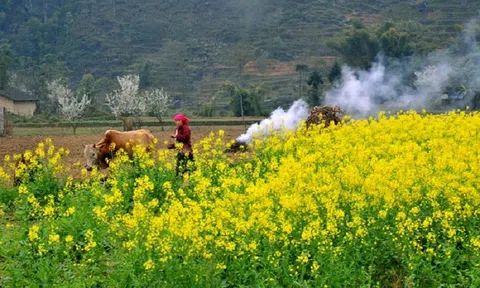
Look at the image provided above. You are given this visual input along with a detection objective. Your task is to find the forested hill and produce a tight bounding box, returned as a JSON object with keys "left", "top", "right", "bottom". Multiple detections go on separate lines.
{"left": 1, "top": 0, "right": 479, "bottom": 114}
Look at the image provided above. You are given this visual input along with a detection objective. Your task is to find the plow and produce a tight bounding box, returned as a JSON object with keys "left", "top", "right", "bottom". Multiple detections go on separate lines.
{"left": 226, "top": 105, "right": 344, "bottom": 153}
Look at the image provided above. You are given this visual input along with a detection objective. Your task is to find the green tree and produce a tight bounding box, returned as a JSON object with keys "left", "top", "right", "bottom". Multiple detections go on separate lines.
{"left": 328, "top": 61, "right": 342, "bottom": 85}
{"left": 295, "top": 64, "right": 309, "bottom": 99}
{"left": 247, "top": 83, "right": 267, "bottom": 116}
{"left": 77, "top": 74, "right": 96, "bottom": 97}
{"left": 224, "top": 81, "right": 265, "bottom": 117}
{"left": 350, "top": 18, "right": 366, "bottom": 30}
{"left": 139, "top": 61, "right": 153, "bottom": 89}
{"left": 77, "top": 73, "right": 98, "bottom": 116}
{"left": 327, "top": 21, "right": 379, "bottom": 69}
{"left": 379, "top": 27, "right": 414, "bottom": 59}
{"left": 0, "top": 43, "right": 14, "bottom": 90}
{"left": 231, "top": 88, "right": 252, "bottom": 117}
{"left": 376, "top": 22, "right": 396, "bottom": 36}
{"left": 306, "top": 70, "right": 323, "bottom": 107}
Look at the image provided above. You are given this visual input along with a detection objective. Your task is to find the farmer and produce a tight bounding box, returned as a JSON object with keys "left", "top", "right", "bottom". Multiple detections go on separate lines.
{"left": 168, "top": 114, "right": 194, "bottom": 176}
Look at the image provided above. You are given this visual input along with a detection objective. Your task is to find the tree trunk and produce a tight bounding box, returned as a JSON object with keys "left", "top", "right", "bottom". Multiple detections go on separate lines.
{"left": 210, "top": 100, "right": 215, "bottom": 117}
{"left": 123, "top": 117, "right": 134, "bottom": 131}
{"left": 73, "top": 125, "right": 77, "bottom": 135}
{"left": 157, "top": 116, "right": 164, "bottom": 131}
{"left": 135, "top": 117, "right": 141, "bottom": 129}
{"left": 240, "top": 92, "right": 246, "bottom": 131}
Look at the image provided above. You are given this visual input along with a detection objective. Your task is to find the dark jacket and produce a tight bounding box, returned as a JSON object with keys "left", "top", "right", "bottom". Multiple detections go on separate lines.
{"left": 175, "top": 125, "right": 192, "bottom": 155}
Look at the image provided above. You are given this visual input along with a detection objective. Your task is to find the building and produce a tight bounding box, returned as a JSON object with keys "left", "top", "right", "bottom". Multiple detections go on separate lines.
{"left": 0, "top": 87, "right": 38, "bottom": 116}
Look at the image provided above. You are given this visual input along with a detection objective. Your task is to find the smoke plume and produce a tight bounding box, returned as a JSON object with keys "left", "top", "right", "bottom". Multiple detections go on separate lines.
{"left": 326, "top": 18, "right": 480, "bottom": 117}
{"left": 236, "top": 18, "right": 480, "bottom": 143}
{"left": 236, "top": 99, "right": 309, "bottom": 144}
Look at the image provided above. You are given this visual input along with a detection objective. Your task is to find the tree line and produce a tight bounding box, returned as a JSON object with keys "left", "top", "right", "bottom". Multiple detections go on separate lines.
{"left": 2, "top": 16, "right": 479, "bottom": 128}
{"left": 43, "top": 74, "right": 171, "bottom": 134}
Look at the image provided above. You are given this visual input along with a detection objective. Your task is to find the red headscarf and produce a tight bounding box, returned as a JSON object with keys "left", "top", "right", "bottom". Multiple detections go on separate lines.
{"left": 173, "top": 114, "right": 190, "bottom": 125}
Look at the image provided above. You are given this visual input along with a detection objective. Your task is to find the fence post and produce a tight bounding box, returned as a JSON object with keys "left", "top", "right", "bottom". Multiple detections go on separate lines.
{"left": 0, "top": 106, "right": 5, "bottom": 137}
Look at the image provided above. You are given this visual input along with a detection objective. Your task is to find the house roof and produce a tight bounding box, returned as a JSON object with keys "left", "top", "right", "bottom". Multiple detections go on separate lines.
{"left": 0, "top": 87, "right": 38, "bottom": 102}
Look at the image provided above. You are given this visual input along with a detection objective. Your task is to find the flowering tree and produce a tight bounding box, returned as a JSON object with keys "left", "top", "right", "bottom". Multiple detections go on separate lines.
{"left": 414, "top": 65, "right": 439, "bottom": 89}
{"left": 105, "top": 74, "right": 143, "bottom": 117}
{"left": 105, "top": 74, "right": 147, "bottom": 130}
{"left": 47, "top": 79, "right": 91, "bottom": 135}
{"left": 143, "top": 88, "right": 171, "bottom": 131}
{"left": 46, "top": 79, "right": 70, "bottom": 112}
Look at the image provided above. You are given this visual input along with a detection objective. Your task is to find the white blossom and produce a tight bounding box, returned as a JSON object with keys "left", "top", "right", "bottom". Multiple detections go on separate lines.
{"left": 46, "top": 79, "right": 91, "bottom": 134}
{"left": 143, "top": 88, "right": 171, "bottom": 119}
{"left": 105, "top": 74, "right": 146, "bottom": 117}
{"left": 57, "top": 93, "right": 91, "bottom": 121}
{"left": 414, "top": 65, "right": 439, "bottom": 88}
{"left": 47, "top": 79, "right": 91, "bottom": 120}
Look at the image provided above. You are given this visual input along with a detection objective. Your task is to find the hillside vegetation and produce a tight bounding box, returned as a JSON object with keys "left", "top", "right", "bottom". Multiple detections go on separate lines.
{"left": 1, "top": 0, "right": 479, "bottom": 113}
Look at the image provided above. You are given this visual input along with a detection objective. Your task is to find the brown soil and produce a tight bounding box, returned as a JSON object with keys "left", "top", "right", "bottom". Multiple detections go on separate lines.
{"left": 244, "top": 60, "right": 296, "bottom": 77}
{"left": 0, "top": 126, "right": 247, "bottom": 178}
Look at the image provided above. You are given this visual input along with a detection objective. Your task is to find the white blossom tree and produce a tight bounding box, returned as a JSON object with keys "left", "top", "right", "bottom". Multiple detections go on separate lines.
{"left": 414, "top": 65, "right": 439, "bottom": 89}
{"left": 47, "top": 79, "right": 91, "bottom": 135}
{"left": 46, "top": 79, "right": 70, "bottom": 112}
{"left": 143, "top": 88, "right": 171, "bottom": 131}
{"left": 105, "top": 74, "right": 147, "bottom": 130}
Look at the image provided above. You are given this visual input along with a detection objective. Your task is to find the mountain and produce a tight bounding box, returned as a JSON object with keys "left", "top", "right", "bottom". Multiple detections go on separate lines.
{"left": 1, "top": 0, "right": 479, "bottom": 114}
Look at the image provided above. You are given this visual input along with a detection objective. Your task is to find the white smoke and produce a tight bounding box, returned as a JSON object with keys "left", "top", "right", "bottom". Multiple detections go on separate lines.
{"left": 236, "top": 99, "right": 309, "bottom": 144}
{"left": 325, "top": 60, "right": 454, "bottom": 117}
{"left": 325, "top": 62, "right": 400, "bottom": 117}
{"left": 326, "top": 18, "right": 480, "bottom": 117}
{"left": 236, "top": 19, "right": 480, "bottom": 143}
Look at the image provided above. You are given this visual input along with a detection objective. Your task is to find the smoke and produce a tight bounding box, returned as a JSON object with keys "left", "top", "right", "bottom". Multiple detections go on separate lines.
{"left": 236, "top": 99, "right": 309, "bottom": 144}
{"left": 326, "top": 18, "right": 480, "bottom": 117}
{"left": 235, "top": 18, "right": 480, "bottom": 144}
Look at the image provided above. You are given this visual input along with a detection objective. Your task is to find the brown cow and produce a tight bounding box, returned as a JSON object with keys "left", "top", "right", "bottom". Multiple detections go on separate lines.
{"left": 84, "top": 129, "right": 155, "bottom": 171}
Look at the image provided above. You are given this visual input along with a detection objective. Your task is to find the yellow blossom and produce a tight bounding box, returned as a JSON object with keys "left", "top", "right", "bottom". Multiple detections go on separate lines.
{"left": 144, "top": 259, "right": 155, "bottom": 270}
{"left": 48, "top": 234, "right": 60, "bottom": 243}
{"left": 66, "top": 207, "right": 76, "bottom": 216}
{"left": 43, "top": 206, "right": 55, "bottom": 217}
{"left": 28, "top": 224, "right": 40, "bottom": 241}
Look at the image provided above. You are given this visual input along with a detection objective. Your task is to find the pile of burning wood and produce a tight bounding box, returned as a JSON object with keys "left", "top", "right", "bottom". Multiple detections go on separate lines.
{"left": 226, "top": 105, "right": 344, "bottom": 153}
{"left": 225, "top": 141, "right": 248, "bottom": 153}
{"left": 306, "top": 105, "right": 344, "bottom": 128}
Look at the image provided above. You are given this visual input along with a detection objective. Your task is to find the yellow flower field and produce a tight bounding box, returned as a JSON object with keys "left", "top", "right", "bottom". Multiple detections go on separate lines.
{"left": 1, "top": 110, "right": 480, "bottom": 287}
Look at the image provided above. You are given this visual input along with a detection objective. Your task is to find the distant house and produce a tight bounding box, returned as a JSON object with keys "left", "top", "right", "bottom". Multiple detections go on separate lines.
{"left": 0, "top": 87, "right": 38, "bottom": 116}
